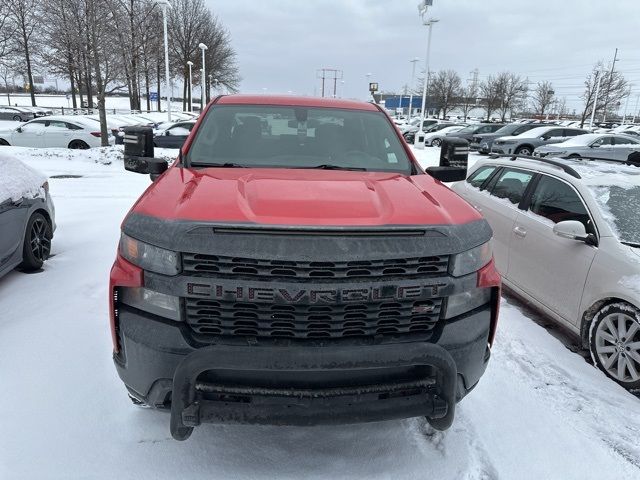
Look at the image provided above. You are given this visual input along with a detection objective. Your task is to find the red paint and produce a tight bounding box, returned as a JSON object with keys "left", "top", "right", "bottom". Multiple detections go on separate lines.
{"left": 477, "top": 259, "right": 502, "bottom": 346}
{"left": 131, "top": 167, "right": 482, "bottom": 226}
{"left": 109, "top": 254, "right": 143, "bottom": 352}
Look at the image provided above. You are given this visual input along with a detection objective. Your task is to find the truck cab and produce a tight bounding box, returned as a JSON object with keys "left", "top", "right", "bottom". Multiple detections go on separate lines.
{"left": 110, "top": 95, "right": 500, "bottom": 440}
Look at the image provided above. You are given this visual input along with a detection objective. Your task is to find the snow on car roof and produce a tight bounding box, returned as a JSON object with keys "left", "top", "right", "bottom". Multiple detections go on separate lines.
{"left": 0, "top": 154, "right": 47, "bottom": 204}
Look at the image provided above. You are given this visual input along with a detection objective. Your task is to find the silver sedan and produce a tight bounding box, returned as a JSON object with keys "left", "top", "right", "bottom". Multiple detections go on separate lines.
{"left": 534, "top": 133, "right": 640, "bottom": 161}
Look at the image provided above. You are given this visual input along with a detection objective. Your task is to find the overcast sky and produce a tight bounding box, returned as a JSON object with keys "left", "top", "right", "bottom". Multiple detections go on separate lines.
{"left": 208, "top": 0, "right": 640, "bottom": 114}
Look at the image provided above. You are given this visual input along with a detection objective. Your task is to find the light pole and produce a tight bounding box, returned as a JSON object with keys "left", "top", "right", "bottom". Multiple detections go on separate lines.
{"left": 622, "top": 88, "right": 632, "bottom": 124}
{"left": 366, "top": 73, "right": 372, "bottom": 100}
{"left": 408, "top": 57, "right": 419, "bottom": 120}
{"left": 187, "top": 61, "right": 193, "bottom": 112}
{"left": 417, "top": 12, "right": 439, "bottom": 143}
{"left": 198, "top": 43, "right": 208, "bottom": 111}
{"left": 156, "top": 0, "right": 172, "bottom": 122}
{"left": 590, "top": 70, "right": 605, "bottom": 129}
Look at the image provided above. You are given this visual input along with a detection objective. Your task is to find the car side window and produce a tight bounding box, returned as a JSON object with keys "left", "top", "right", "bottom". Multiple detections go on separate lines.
{"left": 613, "top": 136, "right": 639, "bottom": 145}
{"left": 21, "top": 121, "right": 46, "bottom": 132}
{"left": 529, "top": 176, "right": 595, "bottom": 234}
{"left": 65, "top": 122, "right": 83, "bottom": 130}
{"left": 46, "top": 120, "right": 67, "bottom": 129}
{"left": 488, "top": 168, "right": 534, "bottom": 205}
{"left": 542, "top": 129, "right": 564, "bottom": 140}
{"left": 168, "top": 125, "right": 191, "bottom": 136}
{"left": 466, "top": 166, "right": 497, "bottom": 189}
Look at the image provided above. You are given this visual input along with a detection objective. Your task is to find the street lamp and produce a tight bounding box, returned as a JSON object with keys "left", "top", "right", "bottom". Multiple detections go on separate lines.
{"left": 408, "top": 58, "right": 419, "bottom": 120}
{"left": 590, "top": 70, "right": 606, "bottom": 129}
{"left": 198, "top": 43, "right": 208, "bottom": 111}
{"left": 417, "top": 17, "right": 439, "bottom": 143}
{"left": 186, "top": 61, "right": 193, "bottom": 112}
{"left": 155, "top": 0, "right": 172, "bottom": 122}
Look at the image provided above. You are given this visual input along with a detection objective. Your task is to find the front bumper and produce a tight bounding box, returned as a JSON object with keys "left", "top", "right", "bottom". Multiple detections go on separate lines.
{"left": 114, "top": 304, "right": 493, "bottom": 439}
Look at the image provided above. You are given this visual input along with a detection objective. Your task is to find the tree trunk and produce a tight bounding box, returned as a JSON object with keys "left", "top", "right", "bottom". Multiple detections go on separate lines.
{"left": 156, "top": 61, "right": 161, "bottom": 111}
{"left": 20, "top": 20, "right": 36, "bottom": 106}
{"left": 68, "top": 64, "right": 77, "bottom": 109}
{"left": 145, "top": 69, "right": 150, "bottom": 112}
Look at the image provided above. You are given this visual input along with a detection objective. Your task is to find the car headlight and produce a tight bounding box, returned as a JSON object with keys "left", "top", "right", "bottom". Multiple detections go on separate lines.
{"left": 119, "top": 233, "right": 180, "bottom": 275}
{"left": 120, "top": 287, "right": 181, "bottom": 321}
{"left": 450, "top": 241, "right": 493, "bottom": 277}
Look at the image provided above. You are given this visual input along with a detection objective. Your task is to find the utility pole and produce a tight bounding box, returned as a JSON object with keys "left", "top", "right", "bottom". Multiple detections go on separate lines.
{"left": 590, "top": 70, "right": 604, "bottom": 129}
{"left": 465, "top": 68, "right": 479, "bottom": 121}
{"left": 316, "top": 68, "right": 343, "bottom": 98}
{"left": 408, "top": 58, "right": 419, "bottom": 119}
{"left": 602, "top": 48, "right": 618, "bottom": 123}
{"left": 622, "top": 89, "right": 632, "bottom": 124}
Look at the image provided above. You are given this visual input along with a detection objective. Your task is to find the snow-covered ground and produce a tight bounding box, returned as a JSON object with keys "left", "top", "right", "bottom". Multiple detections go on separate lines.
{"left": 1, "top": 145, "right": 639, "bottom": 479}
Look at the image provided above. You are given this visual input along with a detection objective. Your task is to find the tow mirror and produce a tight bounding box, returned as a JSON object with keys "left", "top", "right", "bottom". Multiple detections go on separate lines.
{"left": 123, "top": 126, "right": 168, "bottom": 180}
{"left": 426, "top": 137, "right": 468, "bottom": 182}
{"left": 553, "top": 220, "right": 598, "bottom": 246}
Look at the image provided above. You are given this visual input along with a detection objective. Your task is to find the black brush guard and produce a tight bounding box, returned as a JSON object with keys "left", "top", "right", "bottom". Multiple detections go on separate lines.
{"left": 170, "top": 343, "right": 458, "bottom": 440}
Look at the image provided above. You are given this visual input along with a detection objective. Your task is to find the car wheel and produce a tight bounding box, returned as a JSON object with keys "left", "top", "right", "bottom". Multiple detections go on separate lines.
{"left": 568, "top": 154, "right": 581, "bottom": 159}
{"left": 68, "top": 140, "right": 90, "bottom": 149}
{"left": 515, "top": 146, "right": 532, "bottom": 156}
{"left": 19, "top": 212, "right": 52, "bottom": 271}
{"left": 589, "top": 302, "right": 640, "bottom": 390}
{"left": 0, "top": 138, "right": 10, "bottom": 146}
{"left": 12, "top": 115, "right": 22, "bottom": 122}
{"left": 432, "top": 138, "right": 442, "bottom": 147}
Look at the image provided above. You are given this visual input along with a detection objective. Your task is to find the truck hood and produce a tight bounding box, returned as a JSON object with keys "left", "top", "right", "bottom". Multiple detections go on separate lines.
{"left": 130, "top": 166, "right": 482, "bottom": 227}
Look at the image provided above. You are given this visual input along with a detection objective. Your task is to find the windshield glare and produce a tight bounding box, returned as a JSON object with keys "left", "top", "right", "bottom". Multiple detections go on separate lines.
{"left": 187, "top": 105, "right": 412, "bottom": 174}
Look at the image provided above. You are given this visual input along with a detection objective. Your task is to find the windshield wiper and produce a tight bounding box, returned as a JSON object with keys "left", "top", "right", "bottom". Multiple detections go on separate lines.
{"left": 302, "top": 164, "right": 367, "bottom": 171}
{"left": 194, "top": 162, "right": 247, "bottom": 168}
{"left": 622, "top": 241, "right": 640, "bottom": 248}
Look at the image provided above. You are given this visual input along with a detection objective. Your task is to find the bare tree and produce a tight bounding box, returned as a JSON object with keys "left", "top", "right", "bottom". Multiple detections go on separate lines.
{"left": 532, "top": 81, "right": 555, "bottom": 117}
{"left": 495, "top": 72, "right": 528, "bottom": 121}
{"left": 579, "top": 61, "right": 629, "bottom": 127}
{"left": 6, "top": 0, "right": 41, "bottom": 106}
{"left": 480, "top": 75, "right": 502, "bottom": 120}
{"left": 429, "top": 70, "right": 461, "bottom": 119}
{"left": 458, "top": 78, "right": 479, "bottom": 122}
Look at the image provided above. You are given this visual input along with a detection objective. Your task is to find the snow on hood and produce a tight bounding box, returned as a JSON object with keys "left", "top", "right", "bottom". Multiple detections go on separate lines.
{"left": 0, "top": 153, "right": 47, "bottom": 203}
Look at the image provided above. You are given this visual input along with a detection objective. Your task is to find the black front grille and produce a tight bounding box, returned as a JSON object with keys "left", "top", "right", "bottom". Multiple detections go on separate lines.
{"left": 185, "top": 297, "right": 443, "bottom": 339}
{"left": 183, "top": 253, "right": 449, "bottom": 279}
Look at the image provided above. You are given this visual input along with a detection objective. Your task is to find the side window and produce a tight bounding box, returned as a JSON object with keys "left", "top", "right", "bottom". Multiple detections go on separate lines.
{"left": 542, "top": 129, "right": 563, "bottom": 140}
{"left": 563, "top": 129, "right": 584, "bottom": 137}
{"left": 478, "top": 125, "right": 492, "bottom": 134}
{"left": 529, "top": 176, "right": 594, "bottom": 234}
{"left": 66, "top": 122, "right": 83, "bottom": 130}
{"left": 21, "top": 121, "right": 46, "bottom": 132}
{"left": 488, "top": 168, "right": 534, "bottom": 205}
{"left": 46, "top": 120, "right": 68, "bottom": 129}
{"left": 168, "top": 125, "right": 191, "bottom": 136}
{"left": 466, "top": 166, "right": 497, "bottom": 189}
{"left": 613, "top": 136, "right": 639, "bottom": 145}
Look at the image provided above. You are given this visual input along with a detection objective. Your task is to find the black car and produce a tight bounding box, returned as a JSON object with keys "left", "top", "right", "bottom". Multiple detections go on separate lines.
{"left": 153, "top": 121, "right": 196, "bottom": 149}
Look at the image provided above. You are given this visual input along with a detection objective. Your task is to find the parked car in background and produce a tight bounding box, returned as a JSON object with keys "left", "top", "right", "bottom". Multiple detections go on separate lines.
{"left": 403, "top": 121, "right": 454, "bottom": 143}
{"left": 153, "top": 120, "right": 196, "bottom": 148}
{"left": 534, "top": 134, "right": 640, "bottom": 161}
{"left": 423, "top": 124, "right": 467, "bottom": 147}
{"left": 446, "top": 123, "right": 506, "bottom": 143}
{"left": 0, "top": 116, "right": 114, "bottom": 149}
{"left": 471, "top": 123, "right": 552, "bottom": 154}
{"left": 452, "top": 155, "right": 640, "bottom": 390}
{"left": 0, "top": 106, "right": 36, "bottom": 122}
{"left": 491, "top": 126, "right": 588, "bottom": 156}
{"left": 18, "top": 106, "right": 53, "bottom": 117}
{"left": 0, "top": 156, "right": 55, "bottom": 278}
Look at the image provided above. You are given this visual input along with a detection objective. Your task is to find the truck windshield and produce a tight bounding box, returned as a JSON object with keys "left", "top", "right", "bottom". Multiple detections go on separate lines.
{"left": 186, "top": 105, "right": 413, "bottom": 174}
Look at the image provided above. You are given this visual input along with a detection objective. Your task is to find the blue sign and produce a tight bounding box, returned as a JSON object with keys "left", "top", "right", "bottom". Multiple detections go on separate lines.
{"left": 149, "top": 92, "right": 159, "bottom": 101}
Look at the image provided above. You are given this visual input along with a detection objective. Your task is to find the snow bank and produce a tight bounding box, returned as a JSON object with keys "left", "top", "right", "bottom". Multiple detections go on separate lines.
{"left": 0, "top": 153, "right": 47, "bottom": 203}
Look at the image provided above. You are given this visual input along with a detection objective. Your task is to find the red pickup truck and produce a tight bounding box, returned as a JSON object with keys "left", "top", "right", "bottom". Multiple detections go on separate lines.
{"left": 110, "top": 95, "right": 500, "bottom": 440}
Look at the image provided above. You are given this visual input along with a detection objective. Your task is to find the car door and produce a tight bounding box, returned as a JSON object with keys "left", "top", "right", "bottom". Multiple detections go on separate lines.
{"left": 160, "top": 123, "right": 192, "bottom": 148}
{"left": 456, "top": 166, "right": 535, "bottom": 276}
{"left": 507, "top": 175, "right": 597, "bottom": 325}
{"left": 588, "top": 136, "right": 616, "bottom": 159}
{"left": 0, "top": 197, "right": 28, "bottom": 273}
{"left": 13, "top": 120, "right": 47, "bottom": 147}
{"left": 43, "top": 120, "right": 72, "bottom": 148}
{"left": 611, "top": 135, "right": 640, "bottom": 161}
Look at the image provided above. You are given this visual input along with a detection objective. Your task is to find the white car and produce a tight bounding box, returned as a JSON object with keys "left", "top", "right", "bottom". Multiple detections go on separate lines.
{"left": 0, "top": 116, "right": 114, "bottom": 149}
{"left": 452, "top": 155, "right": 640, "bottom": 390}
{"left": 423, "top": 125, "right": 466, "bottom": 147}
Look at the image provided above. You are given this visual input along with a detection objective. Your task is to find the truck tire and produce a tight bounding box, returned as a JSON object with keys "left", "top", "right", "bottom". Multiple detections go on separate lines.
{"left": 589, "top": 302, "right": 640, "bottom": 390}
{"left": 20, "top": 212, "right": 52, "bottom": 271}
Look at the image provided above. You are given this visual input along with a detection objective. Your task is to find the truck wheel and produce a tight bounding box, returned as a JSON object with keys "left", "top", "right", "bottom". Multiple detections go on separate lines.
{"left": 589, "top": 302, "right": 640, "bottom": 390}
{"left": 20, "top": 212, "right": 52, "bottom": 271}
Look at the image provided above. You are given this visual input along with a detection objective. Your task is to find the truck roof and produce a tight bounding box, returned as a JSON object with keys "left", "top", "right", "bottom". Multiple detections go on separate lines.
{"left": 216, "top": 94, "right": 379, "bottom": 112}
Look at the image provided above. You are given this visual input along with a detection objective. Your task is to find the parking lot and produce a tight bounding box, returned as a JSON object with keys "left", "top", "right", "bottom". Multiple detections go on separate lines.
{"left": 1, "top": 146, "right": 639, "bottom": 479}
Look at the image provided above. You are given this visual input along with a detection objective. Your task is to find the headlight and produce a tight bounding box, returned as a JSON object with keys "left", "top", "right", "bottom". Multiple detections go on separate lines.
{"left": 443, "top": 287, "right": 492, "bottom": 319}
{"left": 120, "top": 287, "right": 181, "bottom": 321}
{"left": 119, "top": 233, "right": 180, "bottom": 275}
{"left": 450, "top": 242, "right": 492, "bottom": 277}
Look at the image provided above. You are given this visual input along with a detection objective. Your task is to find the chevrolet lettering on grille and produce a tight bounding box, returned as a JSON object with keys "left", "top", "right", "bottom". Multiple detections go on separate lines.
{"left": 186, "top": 282, "right": 447, "bottom": 303}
